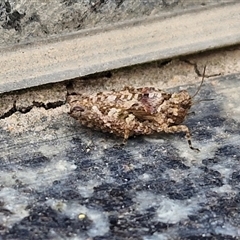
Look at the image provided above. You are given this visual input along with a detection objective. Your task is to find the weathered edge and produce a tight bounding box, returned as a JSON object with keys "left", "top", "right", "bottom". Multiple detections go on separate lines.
{"left": 0, "top": 2, "right": 240, "bottom": 93}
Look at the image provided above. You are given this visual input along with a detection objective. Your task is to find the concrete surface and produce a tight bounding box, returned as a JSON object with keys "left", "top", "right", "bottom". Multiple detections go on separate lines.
{"left": 0, "top": 0, "right": 234, "bottom": 47}
{"left": 0, "top": 49, "right": 240, "bottom": 239}
{"left": 1, "top": 1, "right": 240, "bottom": 93}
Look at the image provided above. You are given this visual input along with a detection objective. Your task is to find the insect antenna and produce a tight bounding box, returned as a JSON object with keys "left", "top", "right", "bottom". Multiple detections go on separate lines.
{"left": 191, "top": 65, "right": 215, "bottom": 105}
{"left": 191, "top": 65, "right": 206, "bottom": 99}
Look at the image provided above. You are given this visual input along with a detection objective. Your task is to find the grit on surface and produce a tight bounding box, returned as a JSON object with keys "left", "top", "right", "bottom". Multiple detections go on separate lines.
{"left": 0, "top": 0, "right": 229, "bottom": 47}
{"left": 0, "top": 66, "right": 240, "bottom": 239}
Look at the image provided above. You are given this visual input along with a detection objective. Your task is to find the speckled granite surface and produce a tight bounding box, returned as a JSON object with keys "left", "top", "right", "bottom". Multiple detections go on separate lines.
{"left": 0, "top": 72, "right": 239, "bottom": 239}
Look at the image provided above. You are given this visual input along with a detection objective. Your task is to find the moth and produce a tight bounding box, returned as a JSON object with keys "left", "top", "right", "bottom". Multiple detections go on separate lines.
{"left": 68, "top": 67, "right": 207, "bottom": 151}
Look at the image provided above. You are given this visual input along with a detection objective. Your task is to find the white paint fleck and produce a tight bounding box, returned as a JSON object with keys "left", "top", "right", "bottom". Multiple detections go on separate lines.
{"left": 47, "top": 200, "right": 109, "bottom": 237}
{"left": 0, "top": 159, "right": 77, "bottom": 190}
{"left": 135, "top": 191, "right": 199, "bottom": 224}
{"left": 155, "top": 198, "right": 198, "bottom": 224}
{"left": 77, "top": 180, "right": 98, "bottom": 198}
{"left": 138, "top": 173, "right": 152, "bottom": 181}
{"left": 0, "top": 188, "right": 30, "bottom": 228}
{"left": 38, "top": 144, "right": 62, "bottom": 157}
{"left": 211, "top": 184, "right": 236, "bottom": 195}
{"left": 215, "top": 223, "right": 240, "bottom": 237}
{"left": 143, "top": 233, "right": 170, "bottom": 240}
{"left": 176, "top": 140, "right": 216, "bottom": 166}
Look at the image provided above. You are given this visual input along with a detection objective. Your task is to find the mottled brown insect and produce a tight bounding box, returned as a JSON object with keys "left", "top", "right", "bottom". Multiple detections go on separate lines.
{"left": 68, "top": 67, "right": 207, "bottom": 151}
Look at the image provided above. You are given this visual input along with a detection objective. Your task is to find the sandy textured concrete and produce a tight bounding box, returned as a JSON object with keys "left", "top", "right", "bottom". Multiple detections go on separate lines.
{"left": 0, "top": 0, "right": 232, "bottom": 47}
{"left": 0, "top": 2, "right": 240, "bottom": 93}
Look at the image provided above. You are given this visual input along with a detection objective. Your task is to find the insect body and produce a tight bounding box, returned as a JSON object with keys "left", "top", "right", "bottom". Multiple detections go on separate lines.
{"left": 68, "top": 67, "right": 206, "bottom": 151}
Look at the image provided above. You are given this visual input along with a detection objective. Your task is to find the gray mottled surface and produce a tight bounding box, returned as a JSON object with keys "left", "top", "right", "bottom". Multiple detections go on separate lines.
{"left": 0, "top": 72, "right": 239, "bottom": 239}
{"left": 0, "top": 0, "right": 233, "bottom": 47}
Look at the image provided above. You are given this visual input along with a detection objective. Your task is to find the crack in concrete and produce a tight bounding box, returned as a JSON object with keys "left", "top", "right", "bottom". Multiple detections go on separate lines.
{"left": 0, "top": 82, "right": 69, "bottom": 120}
{"left": 181, "top": 59, "right": 221, "bottom": 78}
{"left": 0, "top": 101, "right": 17, "bottom": 119}
{"left": 0, "top": 99, "right": 67, "bottom": 120}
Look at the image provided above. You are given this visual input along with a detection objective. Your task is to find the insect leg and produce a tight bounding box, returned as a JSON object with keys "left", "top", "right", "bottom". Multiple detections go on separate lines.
{"left": 163, "top": 125, "right": 199, "bottom": 151}
{"left": 124, "top": 129, "right": 130, "bottom": 141}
